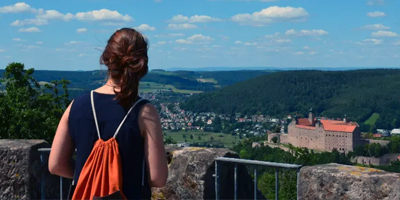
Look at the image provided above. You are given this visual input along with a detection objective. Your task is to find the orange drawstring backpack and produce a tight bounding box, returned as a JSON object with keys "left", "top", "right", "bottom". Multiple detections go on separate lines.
{"left": 71, "top": 91, "right": 145, "bottom": 200}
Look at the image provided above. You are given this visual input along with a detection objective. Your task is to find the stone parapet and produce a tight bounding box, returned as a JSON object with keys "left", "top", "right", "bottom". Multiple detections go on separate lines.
{"left": 0, "top": 139, "right": 69, "bottom": 200}
{"left": 298, "top": 163, "right": 400, "bottom": 200}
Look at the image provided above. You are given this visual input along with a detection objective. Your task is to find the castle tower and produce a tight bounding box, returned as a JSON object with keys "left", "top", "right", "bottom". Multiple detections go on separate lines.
{"left": 343, "top": 114, "right": 347, "bottom": 123}
{"left": 309, "top": 108, "right": 315, "bottom": 126}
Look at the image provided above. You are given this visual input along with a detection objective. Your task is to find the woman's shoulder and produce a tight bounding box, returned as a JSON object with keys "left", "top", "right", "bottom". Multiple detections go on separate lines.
{"left": 68, "top": 92, "right": 91, "bottom": 118}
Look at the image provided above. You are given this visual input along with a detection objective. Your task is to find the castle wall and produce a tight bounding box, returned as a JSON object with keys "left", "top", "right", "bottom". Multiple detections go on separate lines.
{"left": 280, "top": 134, "right": 288, "bottom": 144}
{"left": 268, "top": 133, "right": 280, "bottom": 143}
{"left": 355, "top": 153, "right": 400, "bottom": 166}
{"left": 324, "top": 131, "right": 354, "bottom": 152}
{"left": 287, "top": 123, "right": 325, "bottom": 151}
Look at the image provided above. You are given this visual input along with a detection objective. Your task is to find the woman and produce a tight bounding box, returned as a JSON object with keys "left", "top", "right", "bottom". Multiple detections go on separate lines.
{"left": 48, "top": 28, "right": 168, "bottom": 199}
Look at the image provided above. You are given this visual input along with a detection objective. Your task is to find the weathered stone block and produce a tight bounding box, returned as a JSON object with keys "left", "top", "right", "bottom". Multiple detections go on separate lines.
{"left": 152, "top": 146, "right": 266, "bottom": 200}
{"left": 0, "top": 139, "right": 69, "bottom": 200}
{"left": 298, "top": 163, "right": 400, "bottom": 200}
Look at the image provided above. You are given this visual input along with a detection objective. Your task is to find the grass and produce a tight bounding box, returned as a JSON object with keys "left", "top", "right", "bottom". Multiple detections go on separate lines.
{"left": 165, "top": 130, "right": 242, "bottom": 148}
{"left": 364, "top": 113, "right": 380, "bottom": 126}
{"left": 139, "top": 81, "right": 202, "bottom": 94}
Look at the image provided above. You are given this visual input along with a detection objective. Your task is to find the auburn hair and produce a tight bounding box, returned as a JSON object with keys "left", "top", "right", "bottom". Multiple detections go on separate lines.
{"left": 100, "top": 28, "right": 149, "bottom": 107}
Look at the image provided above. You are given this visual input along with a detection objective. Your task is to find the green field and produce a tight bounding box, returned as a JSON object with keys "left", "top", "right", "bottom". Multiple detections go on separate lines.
{"left": 197, "top": 78, "right": 218, "bottom": 84}
{"left": 165, "top": 130, "right": 242, "bottom": 148}
{"left": 139, "top": 81, "right": 202, "bottom": 94}
{"left": 364, "top": 113, "right": 380, "bottom": 126}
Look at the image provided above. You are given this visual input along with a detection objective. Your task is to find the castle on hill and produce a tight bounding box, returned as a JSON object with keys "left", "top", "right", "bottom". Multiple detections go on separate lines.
{"left": 278, "top": 109, "right": 364, "bottom": 153}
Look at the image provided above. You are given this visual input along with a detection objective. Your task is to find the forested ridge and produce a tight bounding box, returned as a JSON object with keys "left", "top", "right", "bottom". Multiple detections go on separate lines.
{"left": 181, "top": 69, "right": 400, "bottom": 130}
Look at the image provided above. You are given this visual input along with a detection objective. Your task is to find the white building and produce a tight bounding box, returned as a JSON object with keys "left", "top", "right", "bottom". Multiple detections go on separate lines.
{"left": 391, "top": 129, "right": 400, "bottom": 135}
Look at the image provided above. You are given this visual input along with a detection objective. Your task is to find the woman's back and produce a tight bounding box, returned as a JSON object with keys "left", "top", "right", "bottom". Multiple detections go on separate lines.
{"left": 68, "top": 91, "right": 151, "bottom": 199}
{"left": 48, "top": 28, "right": 167, "bottom": 200}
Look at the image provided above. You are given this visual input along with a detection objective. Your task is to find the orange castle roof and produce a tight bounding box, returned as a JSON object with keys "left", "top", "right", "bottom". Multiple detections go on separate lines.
{"left": 295, "top": 118, "right": 357, "bottom": 133}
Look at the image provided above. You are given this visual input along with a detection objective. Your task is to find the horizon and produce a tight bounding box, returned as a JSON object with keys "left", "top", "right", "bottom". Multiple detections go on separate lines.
{"left": 0, "top": 0, "right": 399, "bottom": 70}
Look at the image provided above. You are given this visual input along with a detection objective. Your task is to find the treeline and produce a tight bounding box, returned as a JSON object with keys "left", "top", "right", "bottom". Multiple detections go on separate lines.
{"left": 181, "top": 70, "right": 400, "bottom": 130}
{"left": 197, "top": 70, "right": 271, "bottom": 87}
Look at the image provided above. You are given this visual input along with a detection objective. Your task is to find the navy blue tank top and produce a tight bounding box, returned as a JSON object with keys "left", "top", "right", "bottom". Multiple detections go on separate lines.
{"left": 68, "top": 91, "right": 151, "bottom": 200}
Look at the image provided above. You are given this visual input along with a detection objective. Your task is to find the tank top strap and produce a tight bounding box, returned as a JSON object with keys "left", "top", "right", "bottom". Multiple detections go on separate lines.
{"left": 90, "top": 90, "right": 149, "bottom": 139}
{"left": 112, "top": 98, "right": 146, "bottom": 138}
{"left": 90, "top": 91, "right": 102, "bottom": 139}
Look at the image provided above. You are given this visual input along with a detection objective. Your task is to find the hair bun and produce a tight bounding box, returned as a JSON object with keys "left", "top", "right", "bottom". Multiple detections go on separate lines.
{"left": 100, "top": 28, "right": 149, "bottom": 107}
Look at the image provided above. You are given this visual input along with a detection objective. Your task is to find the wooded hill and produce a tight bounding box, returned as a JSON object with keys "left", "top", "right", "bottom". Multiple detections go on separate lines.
{"left": 0, "top": 69, "right": 270, "bottom": 96}
{"left": 181, "top": 69, "right": 400, "bottom": 131}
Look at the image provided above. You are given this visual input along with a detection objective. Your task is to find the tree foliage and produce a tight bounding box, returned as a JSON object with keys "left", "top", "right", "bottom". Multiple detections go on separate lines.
{"left": 0, "top": 63, "right": 70, "bottom": 142}
{"left": 182, "top": 70, "right": 400, "bottom": 130}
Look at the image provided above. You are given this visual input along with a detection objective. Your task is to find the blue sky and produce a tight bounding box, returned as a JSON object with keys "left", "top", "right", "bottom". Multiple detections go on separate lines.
{"left": 0, "top": 0, "right": 399, "bottom": 71}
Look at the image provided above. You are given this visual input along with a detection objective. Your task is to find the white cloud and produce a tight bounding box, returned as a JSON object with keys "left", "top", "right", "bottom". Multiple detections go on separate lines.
{"left": 0, "top": 2, "right": 34, "bottom": 13}
{"left": 231, "top": 6, "right": 309, "bottom": 26}
{"left": 169, "top": 14, "right": 222, "bottom": 23}
{"left": 175, "top": 34, "right": 214, "bottom": 44}
{"left": 285, "top": 29, "right": 328, "bottom": 36}
{"left": 272, "top": 39, "right": 291, "bottom": 43}
{"left": 244, "top": 42, "right": 258, "bottom": 46}
{"left": 66, "top": 41, "right": 82, "bottom": 45}
{"left": 77, "top": 28, "right": 88, "bottom": 33}
{"left": 363, "top": 39, "right": 383, "bottom": 45}
{"left": 189, "top": 15, "right": 222, "bottom": 23}
{"left": 157, "top": 41, "right": 166, "bottom": 45}
{"left": 136, "top": 24, "right": 156, "bottom": 31}
{"left": 187, "top": 34, "right": 214, "bottom": 41}
{"left": 395, "top": 40, "right": 400, "bottom": 46}
{"left": 303, "top": 46, "right": 310, "bottom": 49}
{"left": 37, "top": 10, "right": 74, "bottom": 21}
{"left": 12, "top": 38, "right": 24, "bottom": 42}
{"left": 293, "top": 51, "right": 304, "bottom": 55}
{"left": 310, "top": 51, "right": 317, "bottom": 55}
{"left": 175, "top": 39, "right": 193, "bottom": 44}
{"left": 367, "top": 11, "right": 386, "bottom": 17}
{"left": 75, "top": 9, "right": 133, "bottom": 22}
{"left": 0, "top": 49, "right": 4, "bottom": 53}
{"left": 371, "top": 31, "right": 398, "bottom": 37}
{"left": 36, "top": 41, "right": 43, "bottom": 44}
{"left": 79, "top": 54, "right": 87, "bottom": 57}
{"left": 361, "top": 24, "right": 390, "bottom": 30}
{"left": 18, "top": 27, "right": 41, "bottom": 33}
{"left": 168, "top": 23, "right": 198, "bottom": 30}
{"left": 235, "top": 41, "right": 243, "bottom": 44}
{"left": 10, "top": 19, "right": 48, "bottom": 26}
{"left": 170, "top": 15, "right": 189, "bottom": 23}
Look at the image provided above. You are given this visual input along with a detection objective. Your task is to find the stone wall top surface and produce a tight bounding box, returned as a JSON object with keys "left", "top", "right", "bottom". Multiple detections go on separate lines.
{"left": 0, "top": 139, "right": 48, "bottom": 149}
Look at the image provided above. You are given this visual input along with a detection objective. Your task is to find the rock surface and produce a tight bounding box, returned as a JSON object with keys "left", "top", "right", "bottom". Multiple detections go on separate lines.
{"left": 0, "top": 139, "right": 69, "bottom": 200}
{"left": 298, "top": 163, "right": 400, "bottom": 200}
{"left": 152, "top": 146, "right": 266, "bottom": 200}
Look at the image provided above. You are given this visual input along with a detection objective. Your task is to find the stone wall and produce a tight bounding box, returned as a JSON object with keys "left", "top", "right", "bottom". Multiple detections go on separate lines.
{"left": 298, "top": 163, "right": 400, "bottom": 200}
{"left": 267, "top": 133, "right": 280, "bottom": 143}
{"left": 355, "top": 153, "right": 400, "bottom": 166}
{"left": 366, "top": 139, "right": 390, "bottom": 147}
{"left": 0, "top": 139, "right": 69, "bottom": 200}
{"left": 152, "top": 146, "right": 266, "bottom": 200}
{"left": 5, "top": 139, "right": 400, "bottom": 200}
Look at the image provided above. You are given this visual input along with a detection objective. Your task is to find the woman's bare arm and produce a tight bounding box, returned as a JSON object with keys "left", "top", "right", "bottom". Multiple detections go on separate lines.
{"left": 139, "top": 103, "right": 168, "bottom": 187}
{"left": 48, "top": 101, "right": 75, "bottom": 179}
